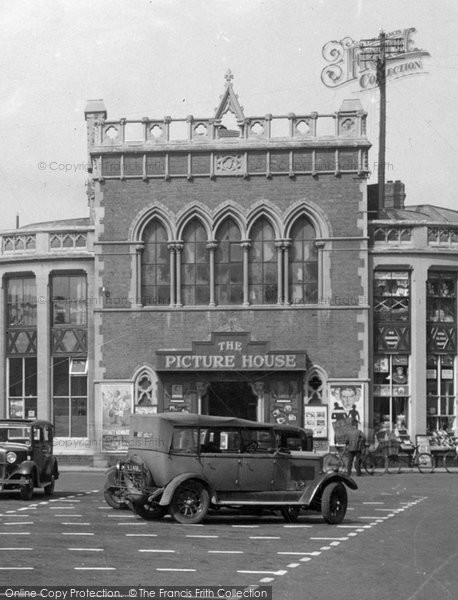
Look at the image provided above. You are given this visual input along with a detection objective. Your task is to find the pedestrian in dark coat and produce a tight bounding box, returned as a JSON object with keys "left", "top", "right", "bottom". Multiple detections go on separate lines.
{"left": 344, "top": 425, "right": 366, "bottom": 476}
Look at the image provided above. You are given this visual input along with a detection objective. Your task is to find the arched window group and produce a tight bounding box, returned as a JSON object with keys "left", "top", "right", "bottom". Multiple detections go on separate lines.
{"left": 139, "top": 214, "right": 319, "bottom": 307}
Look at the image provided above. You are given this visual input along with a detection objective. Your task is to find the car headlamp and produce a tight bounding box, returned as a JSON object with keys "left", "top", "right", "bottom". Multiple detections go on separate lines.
{"left": 6, "top": 452, "right": 17, "bottom": 464}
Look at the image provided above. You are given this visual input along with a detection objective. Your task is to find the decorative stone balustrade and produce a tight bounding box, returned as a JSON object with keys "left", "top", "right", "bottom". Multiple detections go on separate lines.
{"left": 0, "top": 229, "right": 93, "bottom": 256}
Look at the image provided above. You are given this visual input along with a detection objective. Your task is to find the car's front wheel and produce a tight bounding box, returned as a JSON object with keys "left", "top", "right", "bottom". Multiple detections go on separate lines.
{"left": 321, "top": 482, "right": 347, "bottom": 524}
{"left": 20, "top": 477, "right": 34, "bottom": 501}
{"left": 170, "top": 480, "right": 209, "bottom": 524}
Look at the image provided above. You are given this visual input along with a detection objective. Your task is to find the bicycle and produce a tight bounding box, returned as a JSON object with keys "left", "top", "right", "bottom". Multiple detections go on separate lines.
{"left": 439, "top": 443, "right": 458, "bottom": 473}
{"left": 323, "top": 444, "right": 375, "bottom": 475}
{"left": 383, "top": 443, "right": 434, "bottom": 474}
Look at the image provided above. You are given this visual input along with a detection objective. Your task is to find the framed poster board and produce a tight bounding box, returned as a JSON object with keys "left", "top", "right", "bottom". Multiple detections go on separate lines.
{"left": 304, "top": 406, "right": 328, "bottom": 438}
{"left": 416, "top": 434, "right": 431, "bottom": 454}
{"left": 101, "top": 382, "right": 133, "bottom": 452}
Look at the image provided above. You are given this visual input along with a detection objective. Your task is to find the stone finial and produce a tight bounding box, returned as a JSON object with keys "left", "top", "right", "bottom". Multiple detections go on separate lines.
{"left": 225, "top": 69, "right": 234, "bottom": 86}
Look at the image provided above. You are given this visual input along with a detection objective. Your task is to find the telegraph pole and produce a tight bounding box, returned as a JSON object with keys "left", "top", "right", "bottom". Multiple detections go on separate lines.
{"left": 359, "top": 31, "right": 404, "bottom": 214}
{"left": 376, "top": 32, "right": 387, "bottom": 209}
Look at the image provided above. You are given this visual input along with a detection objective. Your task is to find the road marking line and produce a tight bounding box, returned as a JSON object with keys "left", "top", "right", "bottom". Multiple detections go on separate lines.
{"left": 208, "top": 550, "right": 243, "bottom": 554}
{"left": 49, "top": 507, "right": 76, "bottom": 510}
{"left": 259, "top": 578, "right": 274, "bottom": 583}
{"left": 337, "top": 525, "right": 371, "bottom": 528}
{"left": 0, "top": 533, "right": 30, "bottom": 535}
{"left": 68, "top": 548, "right": 104, "bottom": 552}
{"left": 106, "top": 514, "right": 137, "bottom": 518}
{"left": 278, "top": 551, "right": 320, "bottom": 556}
{"left": 117, "top": 522, "right": 144, "bottom": 526}
{"left": 61, "top": 533, "right": 95, "bottom": 536}
{"left": 74, "top": 567, "right": 115, "bottom": 571}
{"left": 283, "top": 525, "right": 313, "bottom": 528}
{"left": 156, "top": 568, "right": 196, "bottom": 572}
{"left": 139, "top": 549, "right": 176, "bottom": 553}
{"left": 310, "top": 537, "right": 348, "bottom": 541}
{"left": 186, "top": 535, "right": 219, "bottom": 538}
{"left": 62, "top": 523, "right": 91, "bottom": 526}
{"left": 3, "top": 522, "right": 34, "bottom": 525}
{"left": 320, "top": 546, "right": 331, "bottom": 550}
{"left": 249, "top": 536, "right": 281, "bottom": 540}
{"left": 347, "top": 533, "right": 358, "bottom": 536}
{"left": 300, "top": 557, "right": 312, "bottom": 562}
{"left": 0, "top": 548, "right": 33, "bottom": 551}
{"left": 237, "top": 570, "right": 287, "bottom": 576}
{"left": 98, "top": 507, "right": 112, "bottom": 510}
{"left": 125, "top": 534, "right": 158, "bottom": 537}
{"left": 330, "top": 541, "right": 341, "bottom": 546}
{"left": 0, "top": 567, "right": 34, "bottom": 570}
{"left": 375, "top": 508, "right": 395, "bottom": 512}
{"left": 232, "top": 525, "right": 260, "bottom": 528}
{"left": 287, "top": 563, "right": 300, "bottom": 568}
{"left": 54, "top": 515, "right": 82, "bottom": 518}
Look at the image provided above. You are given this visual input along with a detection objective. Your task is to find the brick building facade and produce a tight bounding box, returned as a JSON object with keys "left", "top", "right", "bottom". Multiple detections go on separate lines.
{"left": 1, "top": 74, "right": 456, "bottom": 464}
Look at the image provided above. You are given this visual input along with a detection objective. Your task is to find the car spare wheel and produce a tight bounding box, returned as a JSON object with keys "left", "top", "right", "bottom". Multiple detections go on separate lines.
{"left": 103, "top": 483, "right": 128, "bottom": 509}
{"left": 170, "top": 480, "right": 210, "bottom": 524}
{"left": 321, "top": 482, "right": 347, "bottom": 524}
{"left": 20, "top": 476, "right": 34, "bottom": 501}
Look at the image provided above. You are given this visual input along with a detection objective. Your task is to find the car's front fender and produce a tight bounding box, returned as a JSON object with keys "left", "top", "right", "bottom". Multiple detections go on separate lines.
{"left": 299, "top": 473, "right": 357, "bottom": 507}
{"left": 11, "top": 461, "right": 38, "bottom": 484}
{"left": 159, "top": 472, "right": 216, "bottom": 506}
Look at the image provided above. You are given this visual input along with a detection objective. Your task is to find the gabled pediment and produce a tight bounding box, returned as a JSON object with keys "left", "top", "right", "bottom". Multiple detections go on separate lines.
{"left": 214, "top": 70, "right": 245, "bottom": 124}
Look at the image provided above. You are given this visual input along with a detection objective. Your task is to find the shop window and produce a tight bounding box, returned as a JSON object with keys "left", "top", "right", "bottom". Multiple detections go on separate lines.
{"left": 181, "top": 219, "right": 210, "bottom": 305}
{"left": 427, "top": 275, "right": 456, "bottom": 323}
{"left": 7, "top": 357, "right": 37, "bottom": 419}
{"left": 248, "top": 217, "right": 277, "bottom": 304}
{"left": 426, "top": 355, "right": 456, "bottom": 434}
{"left": 373, "top": 355, "right": 410, "bottom": 436}
{"left": 52, "top": 274, "right": 87, "bottom": 325}
{"left": 289, "top": 216, "right": 318, "bottom": 304}
{"left": 141, "top": 220, "right": 170, "bottom": 306}
{"left": 215, "top": 218, "right": 243, "bottom": 305}
{"left": 52, "top": 357, "right": 87, "bottom": 437}
{"left": 6, "top": 277, "right": 37, "bottom": 327}
{"left": 373, "top": 271, "right": 410, "bottom": 323}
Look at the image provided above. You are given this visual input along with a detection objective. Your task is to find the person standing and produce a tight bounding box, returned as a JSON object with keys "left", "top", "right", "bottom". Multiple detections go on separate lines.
{"left": 344, "top": 424, "right": 366, "bottom": 476}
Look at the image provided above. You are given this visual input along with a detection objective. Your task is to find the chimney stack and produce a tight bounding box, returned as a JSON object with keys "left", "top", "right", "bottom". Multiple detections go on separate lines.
{"left": 384, "top": 180, "right": 406, "bottom": 209}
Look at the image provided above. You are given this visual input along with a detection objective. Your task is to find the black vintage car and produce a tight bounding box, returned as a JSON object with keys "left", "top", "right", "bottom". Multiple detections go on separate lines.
{"left": 0, "top": 420, "right": 59, "bottom": 499}
{"left": 104, "top": 413, "right": 357, "bottom": 524}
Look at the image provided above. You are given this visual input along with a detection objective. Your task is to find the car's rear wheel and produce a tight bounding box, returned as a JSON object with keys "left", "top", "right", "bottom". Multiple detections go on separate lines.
{"left": 280, "top": 506, "right": 301, "bottom": 523}
{"left": 131, "top": 496, "right": 167, "bottom": 520}
{"left": 321, "top": 482, "right": 347, "bottom": 524}
{"left": 43, "top": 475, "right": 55, "bottom": 497}
{"left": 20, "top": 477, "right": 34, "bottom": 501}
{"left": 170, "top": 480, "right": 209, "bottom": 524}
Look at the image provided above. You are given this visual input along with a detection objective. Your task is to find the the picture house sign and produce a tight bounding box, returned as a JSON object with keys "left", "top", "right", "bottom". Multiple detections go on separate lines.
{"left": 156, "top": 332, "right": 307, "bottom": 371}
{"left": 321, "top": 27, "right": 430, "bottom": 90}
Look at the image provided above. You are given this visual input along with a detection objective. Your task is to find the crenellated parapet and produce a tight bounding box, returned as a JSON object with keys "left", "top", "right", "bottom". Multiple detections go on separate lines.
{"left": 84, "top": 73, "right": 370, "bottom": 181}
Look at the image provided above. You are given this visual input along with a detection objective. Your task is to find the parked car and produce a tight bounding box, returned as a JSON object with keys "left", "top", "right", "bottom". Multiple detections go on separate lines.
{"left": 104, "top": 413, "right": 356, "bottom": 524}
{"left": 0, "top": 419, "right": 59, "bottom": 499}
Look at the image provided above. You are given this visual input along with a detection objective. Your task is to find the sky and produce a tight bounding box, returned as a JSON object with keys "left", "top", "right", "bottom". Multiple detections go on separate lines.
{"left": 1, "top": 0, "right": 457, "bottom": 230}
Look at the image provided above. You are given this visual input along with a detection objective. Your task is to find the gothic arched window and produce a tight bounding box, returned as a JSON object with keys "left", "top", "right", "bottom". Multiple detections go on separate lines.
{"left": 182, "top": 219, "right": 209, "bottom": 305}
{"left": 141, "top": 220, "right": 170, "bottom": 306}
{"left": 248, "top": 218, "right": 277, "bottom": 305}
{"left": 134, "top": 369, "right": 158, "bottom": 413}
{"left": 289, "top": 216, "right": 318, "bottom": 304}
{"left": 215, "top": 218, "right": 243, "bottom": 305}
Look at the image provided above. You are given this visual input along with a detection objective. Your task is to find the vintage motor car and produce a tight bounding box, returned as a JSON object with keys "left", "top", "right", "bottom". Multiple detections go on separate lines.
{"left": 104, "top": 413, "right": 357, "bottom": 524}
{"left": 0, "top": 419, "right": 59, "bottom": 500}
